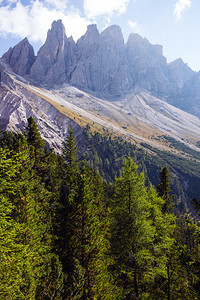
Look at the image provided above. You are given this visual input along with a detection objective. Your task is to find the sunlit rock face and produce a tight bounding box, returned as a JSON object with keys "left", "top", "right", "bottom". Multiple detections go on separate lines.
{"left": 30, "top": 20, "right": 77, "bottom": 85}
{"left": 2, "top": 38, "right": 35, "bottom": 76}
{"left": 70, "top": 24, "right": 131, "bottom": 97}
{"left": 2, "top": 19, "right": 200, "bottom": 117}
{"left": 0, "top": 68, "right": 82, "bottom": 152}
{"left": 125, "top": 33, "right": 173, "bottom": 94}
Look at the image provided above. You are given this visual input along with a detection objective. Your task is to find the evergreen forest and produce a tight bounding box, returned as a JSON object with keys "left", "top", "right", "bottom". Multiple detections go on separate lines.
{"left": 0, "top": 117, "right": 200, "bottom": 299}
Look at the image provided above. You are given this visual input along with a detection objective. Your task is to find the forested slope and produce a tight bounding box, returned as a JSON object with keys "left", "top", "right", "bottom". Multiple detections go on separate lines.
{"left": 81, "top": 127, "right": 200, "bottom": 213}
{"left": 0, "top": 119, "right": 200, "bottom": 299}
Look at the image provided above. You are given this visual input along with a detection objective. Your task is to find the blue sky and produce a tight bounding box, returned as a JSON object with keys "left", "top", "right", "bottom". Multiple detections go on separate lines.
{"left": 0, "top": 0, "right": 199, "bottom": 71}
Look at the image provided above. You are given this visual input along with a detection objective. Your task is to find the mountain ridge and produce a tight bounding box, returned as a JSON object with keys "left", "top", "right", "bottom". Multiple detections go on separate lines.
{"left": 1, "top": 19, "right": 200, "bottom": 157}
{"left": 1, "top": 19, "right": 200, "bottom": 118}
{"left": 1, "top": 64, "right": 200, "bottom": 155}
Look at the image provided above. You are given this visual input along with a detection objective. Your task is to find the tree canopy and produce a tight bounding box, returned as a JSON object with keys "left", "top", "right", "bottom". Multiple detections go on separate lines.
{"left": 0, "top": 119, "right": 199, "bottom": 299}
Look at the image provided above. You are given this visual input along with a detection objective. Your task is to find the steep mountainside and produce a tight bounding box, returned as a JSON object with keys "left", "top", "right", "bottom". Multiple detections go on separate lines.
{"left": 0, "top": 66, "right": 82, "bottom": 152}
{"left": 2, "top": 38, "right": 35, "bottom": 76}
{"left": 1, "top": 19, "right": 200, "bottom": 118}
{"left": 30, "top": 20, "right": 77, "bottom": 85}
{"left": 1, "top": 40, "right": 200, "bottom": 206}
{"left": 1, "top": 19, "right": 200, "bottom": 156}
{"left": 1, "top": 63, "right": 200, "bottom": 155}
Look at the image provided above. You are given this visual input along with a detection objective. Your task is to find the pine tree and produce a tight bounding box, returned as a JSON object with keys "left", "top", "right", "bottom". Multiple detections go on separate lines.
{"left": 61, "top": 124, "right": 79, "bottom": 202}
{"left": 67, "top": 164, "right": 119, "bottom": 299}
{"left": 57, "top": 125, "right": 118, "bottom": 298}
{"left": 111, "top": 157, "right": 175, "bottom": 299}
{"left": 62, "top": 124, "right": 78, "bottom": 174}
{"left": 111, "top": 157, "right": 153, "bottom": 298}
{"left": 54, "top": 125, "right": 80, "bottom": 278}
{"left": 26, "top": 116, "right": 45, "bottom": 172}
{"left": 157, "top": 166, "right": 173, "bottom": 213}
{"left": 27, "top": 116, "right": 45, "bottom": 150}
{"left": 0, "top": 148, "right": 26, "bottom": 299}
{"left": 0, "top": 131, "right": 64, "bottom": 299}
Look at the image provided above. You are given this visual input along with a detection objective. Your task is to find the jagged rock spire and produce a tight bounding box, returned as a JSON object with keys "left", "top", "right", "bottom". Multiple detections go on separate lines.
{"left": 2, "top": 38, "right": 35, "bottom": 76}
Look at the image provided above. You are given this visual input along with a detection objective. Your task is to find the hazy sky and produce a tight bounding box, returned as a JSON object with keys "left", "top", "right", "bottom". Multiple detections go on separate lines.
{"left": 0, "top": 0, "right": 199, "bottom": 71}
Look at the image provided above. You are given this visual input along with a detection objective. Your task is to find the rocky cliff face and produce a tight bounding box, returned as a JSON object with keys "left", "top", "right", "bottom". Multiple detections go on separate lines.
{"left": 2, "top": 38, "right": 35, "bottom": 76}
{"left": 30, "top": 20, "right": 77, "bottom": 85}
{"left": 1, "top": 19, "right": 200, "bottom": 117}
{"left": 125, "top": 33, "right": 173, "bottom": 95}
{"left": 70, "top": 24, "right": 130, "bottom": 97}
{"left": 0, "top": 68, "right": 82, "bottom": 152}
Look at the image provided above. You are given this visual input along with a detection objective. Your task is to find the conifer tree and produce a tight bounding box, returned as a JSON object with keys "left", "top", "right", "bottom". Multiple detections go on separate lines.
{"left": 67, "top": 164, "right": 119, "bottom": 299}
{"left": 26, "top": 116, "right": 45, "bottom": 173}
{"left": 54, "top": 125, "right": 79, "bottom": 277}
{"left": 62, "top": 123, "right": 79, "bottom": 197}
{"left": 0, "top": 148, "right": 25, "bottom": 299}
{"left": 62, "top": 124, "right": 78, "bottom": 167}
{"left": 111, "top": 157, "right": 175, "bottom": 299}
{"left": 27, "top": 116, "right": 45, "bottom": 150}
{"left": 157, "top": 166, "right": 173, "bottom": 213}
{"left": 111, "top": 157, "right": 154, "bottom": 298}
{"left": 0, "top": 129, "right": 64, "bottom": 299}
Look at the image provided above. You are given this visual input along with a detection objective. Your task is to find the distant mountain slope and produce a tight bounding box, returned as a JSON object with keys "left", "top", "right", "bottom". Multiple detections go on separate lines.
{"left": 1, "top": 20, "right": 200, "bottom": 118}
{"left": 0, "top": 65, "right": 200, "bottom": 156}
{"left": 1, "top": 54, "right": 200, "bottom": 208}
{"left": 0, "top": 66, "right": 82, "bottom": 152}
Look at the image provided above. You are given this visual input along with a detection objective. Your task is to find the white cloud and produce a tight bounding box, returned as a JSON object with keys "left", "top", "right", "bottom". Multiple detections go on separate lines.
{"left": 63, "top": 14, "right": 90, "bottom": 41}
{"left": 128, "top": 20, "right": 137, "bottom": 29}
{"left": 84, "top": 0, "right": 130, "bottom": 19}
{"left": 0, "top": 0, "right": 89, "bottom": 43}
{"left": 174, "top": 0, "right": 191, "bottom": 20}
{"left": 44, "top": 0, "right": 69, "bottom": 11}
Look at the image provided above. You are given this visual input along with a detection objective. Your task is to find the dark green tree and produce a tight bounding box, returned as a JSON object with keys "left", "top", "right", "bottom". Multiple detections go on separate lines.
{"left": 157, "top": 166, "right": 173, "bottom": 213}
{"left": 0, "top": 148, "right": 26, "bottom": 299}
{"left": 67, "top": 164, "right": 119, "bottom": 299}
{"left": 61, "top": 124, "right": 79, "bottom": 202}
{"left": 26, "top": 116, "right": 46, "bottom": 174}
{"left": 0, "top": 124, "right": 64, "bottom": 299}
{"left": 62, "top": 124, "right": 78, "bottom": 172}
{"left": 27, "top": 116, "right": 45, "bottom": 150}
{"left": 111, "top": 157, "right": 175, "bottom": 299}
{"left": 53, "top": 125, "right": 80, "bottom": 296}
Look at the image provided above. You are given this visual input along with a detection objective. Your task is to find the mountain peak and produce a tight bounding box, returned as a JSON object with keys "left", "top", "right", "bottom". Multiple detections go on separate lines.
{"left": 126, "top": 33, "right": 148, "bottom": 46}
{"left": 169, "top": 58, "right": 195, "bottom": 75}
{"left": 2, "top": 19, "right": 200, "bottom": 117}
{"left": 46, "top": 19, "right": 66, "bottom": 43}
{"left": 2, "top": 37, "right": 35, "bottom": 76}
{"left": 102, "top": 24, "right": 122, "bottom": 34}
{"left": 21, "top": 37, "right": 29, "bottom": 43}
{"left": 101, "top": 24, "right": 124, "bottom": 43}
{"left": 30, "top": 19, "right": 75, "bottom": 84}
{"left": 87, "top": 24, "right": 98, "bottom": 33}
{"left": 126, "top": 33, "right": 163, "bottom": 55}
{"left": 51, "top": 19, "right": 63, "bottom": 30}
{"left": 169, "top": 58, "right": 188, "bottom": 68}
{"left": 77, "top": 23, "right": 99, "bottom": 45}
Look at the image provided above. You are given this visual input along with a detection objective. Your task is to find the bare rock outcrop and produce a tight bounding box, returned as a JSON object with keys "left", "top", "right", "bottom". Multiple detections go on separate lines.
{"left": 2, "top": 38, "right": 35, "bottom": 76}
{"left": 30, "top": 20, "right": 77, "bottom": 85}
{"left": 125, "top": 33, "right": 172, "bottom": 94}
{"left": 2, "top": 19, "right": 200, "bottom": 118}
{"left": 70, "top": 24, "right": 131, "bottom": 97}
{"left": 168, "top": 58, "right": 195, "bottom": 93}
{"left": 0, "top": 69, "right": 82, "bottom": 152}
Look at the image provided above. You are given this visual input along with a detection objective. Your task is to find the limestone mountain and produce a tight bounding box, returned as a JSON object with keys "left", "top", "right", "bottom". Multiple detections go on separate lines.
{"left": 2, "top": 37, "right": 35, "bottom": 76}
{"left": 30, "top": 20, "right": 77, "bottom": 85}
{"left": 70, "top": 24, "right": 131, "bottom": 97}
{"left": 0, "top": 67, "right": 82, "bottom": 152}
{"left": 1, "top": 19, "right": 200, "bottom": 220}
{"left": 1, "top": 19, "right": 200, "bottom": 118}
{"left": 125, "top": 33, "right": 172, "bottom": 95}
